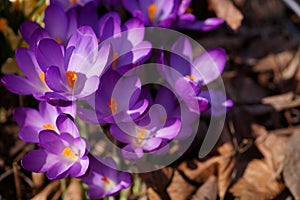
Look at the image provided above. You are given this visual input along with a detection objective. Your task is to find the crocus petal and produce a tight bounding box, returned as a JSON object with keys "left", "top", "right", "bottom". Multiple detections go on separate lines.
{"left": 110, "top": 124, "right": 135, "bottom": 143}
{"left": 1, "top": 75, "right": 39, "bottom": 95}
{"left": 184, "top": 18, "right": 224, "bottom": 31}
{"left": 18, "top": 126, "right": 39, "bottom": 143}
{"left": 77, "top": 107, "right": 99, "bottom": 124}
{"left": 13, "top": 107, "right": 43, "bottom": 127}
{"left": 122, "top": 144, "right": 144, "bottom": 160}
{"left": 19, "top": 21, "right": 41, "bottom": 44}
{"left": 21, "top": 149, "right": 57, "bottom": 173}
{"left": 75, "top": 75, "right": 99, "bottom": 98}
{"left": 67, "top": 26, "right": 98, "bottom": 71}
{"left": 192, "top": 48, "right": 226, "bottom": 84}
{"left": 122, "top": 18, "right": 145, "bottom": 45}
{"left": 39, "top": 130, "right": 66, "bottom": 154}
{"left": 45, "top": 92, "right": 73, "bottom": 107}
{"left": 46, "top": 161, "right": 73, "bottom": 180}
{"left": 68, "top": 156, "right": 89, "bottom": 177}
{"left": 156, "top": 119, "right": 181, "bottom": 139}
{"left": 142, "top": 137, "right": 162, "bottom": 151}
{"left": 45, "top": 66, "right": 68, "bottom": 92}
{"left": 15, "top": 49, "right": 40, "bottom": 84}
{"left": 56, "top": 114, "right": 79, "bottom": 138}
{"left": 44, "top": 4, "right": 68, "bottom": 41}
{"left": 36, "top": 39, "right": 65, "bottom": 72}
{"left": 122, "top": 0, "right": 140, "bottom": 13}
{"left": 98, "top": 12, "right": 121, "bottom": 41}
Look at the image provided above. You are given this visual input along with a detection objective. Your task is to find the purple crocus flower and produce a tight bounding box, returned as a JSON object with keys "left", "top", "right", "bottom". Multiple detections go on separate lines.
{"left": 122, "top": 0, "right": 223, "bottom": 31}
{"left": 110, "top": 86, "right": 181, "bottom": 160}
{"left": 38, "top": 25, "right": 111, "bottom": 106}
{"left": 159, "top": 37, "right": 226, "bottom": 113}
{"left": 78, "top": 69, "right": 148, "bottom": 124}
{"left": 82, "top": 155, "right": 131, "bottom": 199}
{"left": 14, "top": 101, "right": 76, "bottom": 143}
{"left": 1, "top": 47, "right": 51, "bottom": 100}
{"left": 98, "top": 12, "right": 152, "bottom": 74}
{"left": 21, "top": 114, "right": 89, "bottom": 180}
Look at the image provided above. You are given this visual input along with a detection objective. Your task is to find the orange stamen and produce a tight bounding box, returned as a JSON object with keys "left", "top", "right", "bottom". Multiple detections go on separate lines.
{"left": 108, "top": 98, "right": 117, "bottom": 114}
{"left": 112, "top": 53, "right": 119, "bottom": 70}
{"left": 185, "top": 75, "right": 195, "bottom": 81}
{"left": 101, "top": 176, "right": 110, "bottom": 185}
{"left": 71, "top": 0, "right": 77, "bottom": 4}
{"left": 136, "top": 128, "right": 147, "bottom": 142}
{"left": 148, "top": 4, "right": 156, "bottom": 22}
{"left": 39, "top": 72, "right": 47, "bottom": 85}
{"left": 42, "top": 123, "right": 56, "bottom": 131}
{"left": 66, "top": 71, "right": 77, "bottom": 88}
{"left": 56, "top": 38, "right": 62, "bottom": 44}
{"left": 185, "top": 7, "right": 193, "bottom": 14}
{"left": 62, "top": 147, "right": 78, "bottom": 161}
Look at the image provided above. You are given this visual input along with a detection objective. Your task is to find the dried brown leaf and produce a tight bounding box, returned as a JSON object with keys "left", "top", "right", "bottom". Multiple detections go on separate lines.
{"left": 64, "top": 178, "right": 82, "bottom": 200}
{"left": 208, "top": 0, "right": 243, "bottom": 30}
{"left": 256, "top": 133, "right": 287, "bottom": 171}
{"left": 230, "top": 159, "right": 284, "bottom": 200}
{"left": 253, "top": 51, "right": 294, "bottom": 72}
{"left": 167, "top": 170, "right": 196, "bottom": 200}
{"left": 191, "top": 176, "right": 218, "bottom": 200}
{"left": 283, "top": 131, "right": 300, "bottom": 200}
{"left": 177, "top": 157, "right": 219, "bottom": 183}
{"left": 217, "top": 143, "right": 236, "bottom": 200}
{"left": 31, "top": 180, "right": 61, "bottom": 200}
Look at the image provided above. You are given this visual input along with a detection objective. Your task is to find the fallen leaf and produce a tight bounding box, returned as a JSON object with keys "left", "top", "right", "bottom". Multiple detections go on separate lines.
{"left": 283, "top": 131, "right": 300, "bottom": 200}
{"left": 208, "top": 0, "right": 244, "bottom": 30}
{"left": 230, "top": 159, "right": 284, "bottom": 199}
{"left": 191, "top": 176, "right": 218, "bottom": 200}
{"left": 177, "top": 157, "right": 219, "bottom": 183}
{"left": 217, "top": 143, "right": 236, "bottom": 200}
{"left": 64, "top": 179, "right": 82, "bottom": 200}
{"left": 31, "top": 181, "right": 61, "bottom": 200}
{"left": 167, "top": 170, "right": 196, "bottom": 200}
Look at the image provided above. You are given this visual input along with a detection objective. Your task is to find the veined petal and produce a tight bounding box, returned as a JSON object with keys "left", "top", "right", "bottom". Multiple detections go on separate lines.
{"left": 36, "top": 39, "right": 65, "bottom": 72}
{"left": 56, "top": 114, "right": 79, "bottom": 138}
{"left": 1, "top": 75, "right": 40, "bottom": 95}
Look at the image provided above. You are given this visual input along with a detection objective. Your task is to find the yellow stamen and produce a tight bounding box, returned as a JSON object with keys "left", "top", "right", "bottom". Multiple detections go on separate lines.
{"left": 108, "top": 98, "right": 117, "bottom": 114}
{"left": 185, "top": 75, "right": 195, "bottom": 81}
{"left": 42, "top": 123, "right": 56, "bottom": 131}
{"left": 56, "top": 37, "right": 62, "bottom": 44}
{"left": 148, "top": 4, "right": 156, "bottom": 22}
{"left": 62, "top": 147, "right": 78, "bottom": 161}
{"left": 39, "top": 72, "right": 46, "bottom": 85}
{"left": 0, "top": 18, "right": 7, "bottom": 32}
{"left": 71, "top": 0, "right": 77, "bottom": 4}
{"left": 185, "top": 7, "right": 193, "bottom": 13}
{"left": 66, "top": 71, "right": 77, "bottom": 88}
{"left": 101, "top": 176, "right": 110, "bottom": 185}
{"left": 112, "top": 53, "right": 119, "bottom": 70}
{"left": 135, "top": 128, "right": 147, "bottom": 142}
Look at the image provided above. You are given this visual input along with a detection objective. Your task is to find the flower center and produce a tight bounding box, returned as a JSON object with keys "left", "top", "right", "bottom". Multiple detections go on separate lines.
{"left": 71, "top": 0, "right": 77, "bottom": 4}
{"left": 185, "top": 75, "right": 195, "bottom": 81}
{"left": 135, "top": 128, "right": 147, "bottom": 142}
{"left": 108, "top": 98, "right": 117, "bottom": 115}
{"left": 101, "top": 176, "right": 110, "bottom": 186}
{"left": 66, "top": 71, "right": 77, "bottom": 88}
{"left": 148, "top": 4, "right": 156, "bottom": 22}
{"left": 42, "top": 123, "right": 56, "bottom": 131}
{"left": 185, "top": 7, "right": 193, "bottom": 13}
{"left": 56, "top": 37, "right": 62, "bottom": 44}
{"left": 112, "top": 53, "right": 119, "bottom": 70}
{"left": 62, "top": 147, "right": 78, "bottom": 161}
